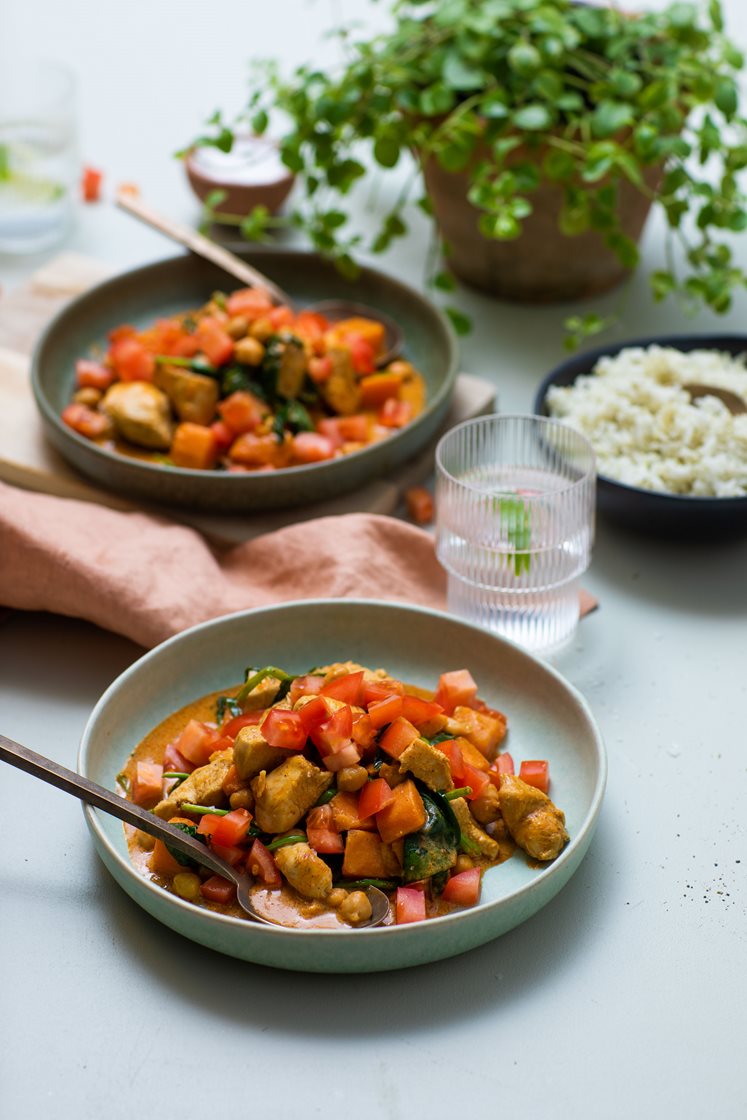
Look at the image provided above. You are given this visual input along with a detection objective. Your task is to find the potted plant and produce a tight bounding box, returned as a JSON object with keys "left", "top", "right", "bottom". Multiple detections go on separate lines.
{"left": 188, "top": 0, "right": 747, "bottom": 342}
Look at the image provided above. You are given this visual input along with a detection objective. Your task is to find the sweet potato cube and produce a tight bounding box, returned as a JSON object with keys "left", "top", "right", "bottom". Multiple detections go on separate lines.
{"left": 330, "top": 790, "right": 376, "bottom": 832}
{"left": 170, "top": 422, "right": 219, "bottom": 470}
{"left": 342, "top": 830, "right": 400, "bottom": 879}
{"left": 376, "top": 779, "right": 426, "bottom": 844}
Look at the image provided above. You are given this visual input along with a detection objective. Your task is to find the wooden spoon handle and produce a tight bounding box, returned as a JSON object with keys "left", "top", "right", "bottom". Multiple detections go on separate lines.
{"left": 115, "top": 191, "right": 290, "bottom": 306}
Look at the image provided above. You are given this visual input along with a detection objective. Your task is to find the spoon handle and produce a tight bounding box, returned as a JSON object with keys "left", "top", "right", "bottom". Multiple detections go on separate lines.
{"left": 115, "top": 191, "right": 291, "bottom": 306}
{"left": 0, "top": 732, "right": 241, "bottom": 883}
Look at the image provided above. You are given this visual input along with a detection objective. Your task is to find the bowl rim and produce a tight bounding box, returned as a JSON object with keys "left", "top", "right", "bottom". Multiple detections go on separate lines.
{"left": 78, "top": 597, "right": 607, "bottom": 944}
{"left": 31, "top": 248, "right": 459, "bottom": 485}
{"left": 533, "top": 331, "right": 747, "bottom": 508}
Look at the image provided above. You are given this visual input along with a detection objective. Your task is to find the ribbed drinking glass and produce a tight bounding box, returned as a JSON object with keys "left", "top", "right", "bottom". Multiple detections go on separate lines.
{"left": 436, "top": 414, "right": 596, "bottom": 654}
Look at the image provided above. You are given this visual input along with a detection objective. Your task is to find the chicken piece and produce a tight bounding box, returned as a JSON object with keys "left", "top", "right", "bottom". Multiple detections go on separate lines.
{"left": 233, "top": 724, "right": 288, "bottom": 781}
{"left": 319, "top": 349, "right": 362, "bottom": 416}
{"left": 153, "top": 749, "right": 233, "bottom": 819}
{"left": 498, "top": 774, "right": 569, "bottom": 861}
{"left": 241, "top": 675, "right": 283, "bottom": 711}
{"left": 274, "top": 842, "right": 333, "bottom": 900}
{"left": 398, "top": 738, "right": 453, "bottom": 792}
{"left": 153, "top": 364, "right": 219, "bottom": 425}
{"left": 469, "top": 783, "right": 502, "bottom": 825}
{"left": 275, "top": 337, "right": 308, "bottom": 399}
{"left": 103, "top": 381, "right": 173, "bottom": 450}
{"left": 449, "top": 797, "right": 500, "bottom": 860}
{"left": 251, "top": 756, "right": 332, "bottom": 833}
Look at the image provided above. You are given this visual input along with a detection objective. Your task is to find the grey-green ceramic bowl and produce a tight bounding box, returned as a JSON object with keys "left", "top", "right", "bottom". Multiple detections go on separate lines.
{"left": 32, "top": 250, "right": 458, "bottom": 511}
{"left": 79, "top": 600, "right": 606, "bottom": 973}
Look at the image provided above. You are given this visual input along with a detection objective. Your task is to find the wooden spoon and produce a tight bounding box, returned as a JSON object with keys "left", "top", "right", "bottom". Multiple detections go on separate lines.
{"left": 0, "top": 732, "right": 390, "bottom": 930}
{"left": 684, "top": 382, "right": 747, "bottom": 415}
{"left": 116, "top": 192, "right": 403, "bottom": 365}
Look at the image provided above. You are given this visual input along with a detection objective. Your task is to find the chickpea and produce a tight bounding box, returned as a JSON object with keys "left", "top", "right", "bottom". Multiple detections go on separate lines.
{"left": 172, "top": 872, "right": 202, "bottom": 902}
{"left": 229, "top": 788, "right": 254, "bottom": 811}
{"left": 234, "top": 336, "right": 265, "bottom": 365}
{"left": 249, "top": 316, "right": 273, "bottom": 342}
{"left": 73, "top": 387, "right": 103, "bottom": 407}
{"left": 339, "top": 890, "right": 373, "bottom": 925}
{"left": 455, "top": 855, "right": 475, "bottom": 874}
{"left": 336, "top": 765, "right": 368, "bottom": 793}
{"left": 327, "top": 888, "right": 347, "bottom": 909}
{"left": 226, "top": 315, "right": 249, "bottom": 340}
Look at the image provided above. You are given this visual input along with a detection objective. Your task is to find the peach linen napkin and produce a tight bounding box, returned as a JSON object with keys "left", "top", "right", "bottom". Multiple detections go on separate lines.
{"left": 0, "top": 480, "right": 447, "bottom": 648}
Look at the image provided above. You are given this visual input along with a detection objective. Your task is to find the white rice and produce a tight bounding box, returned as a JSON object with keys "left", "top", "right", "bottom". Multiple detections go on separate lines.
{"left": 545, "top": 346, "right": 747, "bottom": 497}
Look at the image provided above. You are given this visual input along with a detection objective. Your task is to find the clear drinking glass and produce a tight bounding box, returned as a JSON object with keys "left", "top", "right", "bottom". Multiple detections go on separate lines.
{"left": 436, "top": 414, "right": 596, "bottom": 655}
{"left": 0, "top": 58, "right": 78, "bottom": 254}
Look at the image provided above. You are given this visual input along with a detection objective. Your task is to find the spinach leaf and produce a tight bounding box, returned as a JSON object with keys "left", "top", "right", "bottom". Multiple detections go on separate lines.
{"left": 166, "top": 821, "right": 203, "bottom": 868}
{"left": 235, "top": 665, "right": 295, "bottom": 705}
{"left": 402, "top": 783, "right": 459, "bottom": 883}
{"left": 216, "top": 695, "right": 242, "bottom": 723}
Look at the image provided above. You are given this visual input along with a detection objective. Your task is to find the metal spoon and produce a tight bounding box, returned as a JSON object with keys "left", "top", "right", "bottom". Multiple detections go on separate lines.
{"left": 684, "top": 382, "right": 747, "bottom": 415}
{"left": 0, "top": 733, "right": 390, "bottom": 930}
{"left": 115, "top": 192, "right": 403, "bottom": 366}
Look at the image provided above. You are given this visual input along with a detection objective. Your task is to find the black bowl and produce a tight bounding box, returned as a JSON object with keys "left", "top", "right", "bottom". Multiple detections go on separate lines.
{"left": 533, "top": 333, "right": 747, "bottom": 538}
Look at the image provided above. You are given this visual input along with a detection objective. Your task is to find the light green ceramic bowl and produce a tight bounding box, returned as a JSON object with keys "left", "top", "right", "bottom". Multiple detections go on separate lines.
{"left": 32, "top": 250, "right": 458, "bottom": 510}
{"left": 79, "top": 600, "right": 606, "bottom": 973}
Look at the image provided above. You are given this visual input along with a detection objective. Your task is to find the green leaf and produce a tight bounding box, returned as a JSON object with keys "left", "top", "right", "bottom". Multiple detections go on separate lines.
{"left": 251, "top": 109, "right": 268, "bottom": 135}
{"left": 668, "top": 2, "right": 697, "bottom": 29}
{"left": 419, "top": 83, "right": 455, "bottom": 117}
{"left": 374, "top": 137, "right": 400, "bottom": 168}
{"left": 715, "top": 80, "right": 738, "bottom": 118}
{"left": 606, "top": 232, "right": 640, "bottom": 270}
{"left": 432, "top": 270, "right": 456, "bottom": 292}
{"left": 708, "top": 0, "right": 724, "bottom": 32}
{"left": 591, "top": 100, "right": 633, "bottom": 138}
{"left": 445, "top": 307, "right": 471, "bottom": 336}
{"left": 442, "top": 52, "right": 486, "bottom": 91}
{"left": 512, "top": 104, "right": 553, "bottom": 131}
{"left": 543, "top": 149, "right": 575, "bottom": 182}
{"left": 508, "top": 42, "right": 542, "bottom": 76}
{"left": 650, "top": 270, "right": 676, "bottom": 301}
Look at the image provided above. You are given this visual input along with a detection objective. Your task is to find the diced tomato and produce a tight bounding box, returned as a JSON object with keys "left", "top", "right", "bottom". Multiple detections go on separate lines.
{"left": 221, "top": 397, "right": 266, "bottom": 441}
{"left": 337, "top": 414, "right": 371, "bottom": 443}
{"left": 194, "top": 316, "right": 234, "bottom": 366}
{"left": 289, "top": 675, "right": 324, "bottom": 705}
{"left": 380, "top": 717, "right": 420, "bottom": 759}
{"left": 316, "top": 417, "right": 344, "bottom": 449}
{"left": 174, "top": 719, "right": 219, "bottom": 768}
{"left": 346, "top": 334, "right": 376, "bottom": 375}
{"left": 363, "top": 678, "right": 405, "bottom": 706}
{"left": 225, "top": 287, "right": 274, "bottom": 320}
{"left": 358, "top": 778, "right": 395, "bottom": 820}
{"left": 321, "top": 671, "right": 365, "bottom": 707}
{"left": 200, "top": 875, "right": 236, "bottom": 904}
{"left": 210, "top": 419, "right": 235, "bottom": 453}
{"left": 132, "top": 761, "right": 163, "bottom": 806}
{"left": 108, "top": 324, "right": 137, "bottom": 343}
{"left": 291, "top": 432, "right": 336, "bottom": 463}
{"left": 210, "top": 842, "right": 247, "bottom": 867}
{"left": 441, "top": 868, "right": 481, "bottom": 907}
{"left": 311, "top": 705, "right": 354, "bottom": 755}
{"left": 75, "top": 359, "right": 115, "bottom": 391}
{"left": 519, "top": 760, "right": 550, "bottom": 794}
{"left": 298, "top": 696, "right": 330, "bottom": 735}
{"left": 433, "top": 739, "right": 466, "bottom": 783}
{"left": 396, "top": 885, "right": 427, "bottom": 924}
{"left": 171, "top": 332, "right": 201, "bottom": 358}
{"left": 61, "top": 403, "right": 111, "bottom": 440}
{"left": 261, "top": 708, "right": 307, "bottom": 751}
{"left": 463, "top": 763, "right": 491, "bottom": 800}
{"left": 220, "top": 711, "right": 264, "bottom": 738}
{"left": 434, "top": 669, "right": 478, "bottom": 715}
{"left": 368, "top": 694, "right": 404, "bottom": 729}
{"left": 306, "top": 805, "right": 344, "bottom": 854}
{"left": 378, "top": 398, "right": 413, "bottom": 428}
{"left": 162, "top": 741, "right": 194, "bottom": 774}
{"left": 269, "top": 305, "right": 294, "bottom": 331}
{"left": 247, "top": 839, "right": 282, "bottom": 886}
{"left": 322, "top": 743, "right": 362, "bottom": 771}
{"left": 109, "top": 337, "right": 155, "bottom": 382}
{"left": 81, "top": 165, "right": 103, "bottom": 202}
{"left": 405, "top": 486, "right": 434, "bottom": 525}
{"left": 197, "top": 807, "right": 252, "bottom": 847}
{"left": 351, "top": 712, "right": 377, "bottom": 752}
{"left": 488, "top": 752, "right": 515, "bottom": 788}
{"left": 400, "top": 695, "right": 443, "bottom": 728}
{"left": 309, "top": 355, "right": 334, "bottom": 383}
{"left": 292, "top": 310, "right": 330, "bottom": 344}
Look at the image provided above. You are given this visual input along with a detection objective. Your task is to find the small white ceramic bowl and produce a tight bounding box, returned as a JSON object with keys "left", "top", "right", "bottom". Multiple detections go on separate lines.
{"left": 79, "top": 600, "right": 606, "bottom": 973}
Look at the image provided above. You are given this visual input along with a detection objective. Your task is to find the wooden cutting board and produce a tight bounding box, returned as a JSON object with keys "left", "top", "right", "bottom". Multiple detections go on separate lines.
{"left": 0, "top": 253, "right": 496, "bottom": 542}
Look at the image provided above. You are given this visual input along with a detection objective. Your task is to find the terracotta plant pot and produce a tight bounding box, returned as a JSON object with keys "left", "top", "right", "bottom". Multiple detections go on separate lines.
{"left": 423, "top": 152, "right": 661, "bottom": 303}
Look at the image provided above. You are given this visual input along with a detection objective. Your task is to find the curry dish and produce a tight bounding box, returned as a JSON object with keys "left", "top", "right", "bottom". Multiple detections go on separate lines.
{"left": 119, "top": 662, "right": 569, "bottom": 929}
{"left": 62, "top": 287, "right": 426, "bottom": 471}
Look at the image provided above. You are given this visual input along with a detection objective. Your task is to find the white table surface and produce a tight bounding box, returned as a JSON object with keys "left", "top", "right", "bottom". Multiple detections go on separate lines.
{"left": 2, "top": 3, "right": 746, "bottom": 1118}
